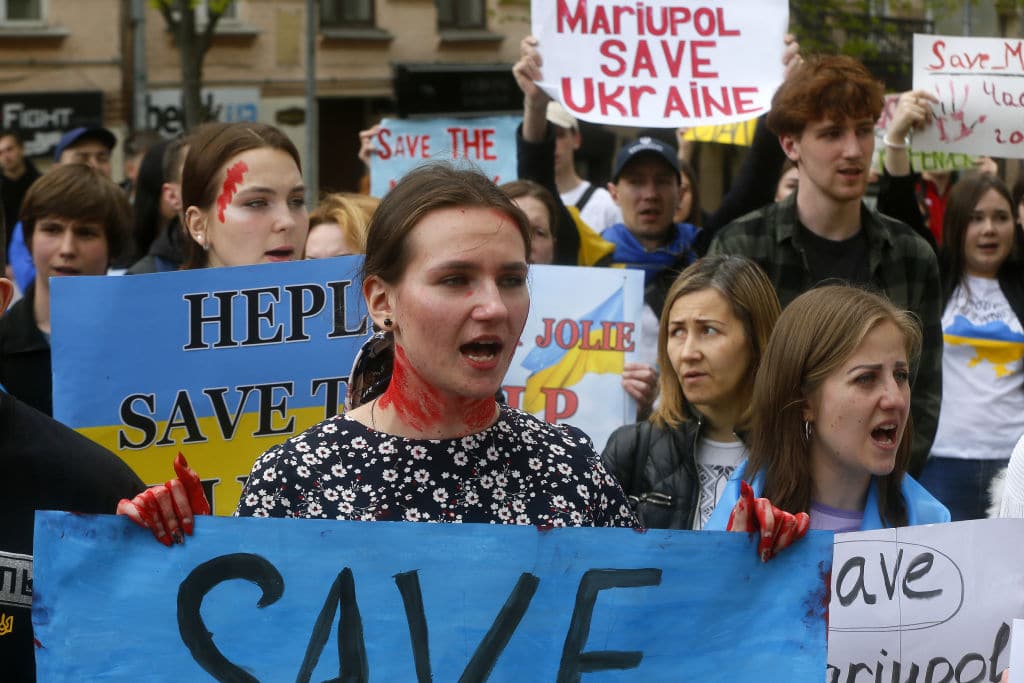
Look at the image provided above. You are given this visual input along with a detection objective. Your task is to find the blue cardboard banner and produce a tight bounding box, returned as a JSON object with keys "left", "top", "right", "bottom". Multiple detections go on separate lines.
{"left": 32, "top": 512, "right": 831, "bottom": 681}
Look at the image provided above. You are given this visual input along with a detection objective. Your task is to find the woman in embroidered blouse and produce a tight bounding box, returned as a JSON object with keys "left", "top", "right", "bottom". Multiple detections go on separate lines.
{"left": 918, "top": 174, "right": 1024, "bottom": 521}
{"left": 234, "top": 164, "right": 634, "bottom": 527}
{"left": 707, "top": 285, "right": 949, "bottom": 560}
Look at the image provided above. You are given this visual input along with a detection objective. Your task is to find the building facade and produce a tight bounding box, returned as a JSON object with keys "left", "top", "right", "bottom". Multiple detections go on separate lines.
{"left": 0, "top": 0, "right": 531, "bottom": 191}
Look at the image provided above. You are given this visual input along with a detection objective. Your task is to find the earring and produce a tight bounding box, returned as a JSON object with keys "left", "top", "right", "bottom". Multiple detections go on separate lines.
{"left": 803, "top": 420, "right": 812, "bottom": 442}
{"left": 194, "top": 234, "right": 209, "bottom": 251}
{"left": 383, "top": 318, "right": 392, "bottom": 328}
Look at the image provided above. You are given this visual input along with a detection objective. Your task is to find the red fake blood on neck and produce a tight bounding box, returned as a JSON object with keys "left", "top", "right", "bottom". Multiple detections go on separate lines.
{"left": 378, "top": 344, "right": 495, "bottom": 434}
{"left": 216, "top": 161, "right": 249, "bottom": 222}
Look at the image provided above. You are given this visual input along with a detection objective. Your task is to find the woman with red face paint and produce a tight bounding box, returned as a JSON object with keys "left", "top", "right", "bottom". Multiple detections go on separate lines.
{"left": 705, "top": 285, "right": 949, "bottom": 561}
{"left": 179, "top": 122, "right": 309, "bottom": 268}
{"left": 115, "top": 122, "right": 310, "bottom": 545}
{"left": 601, "top": 256, "right": 780, "bottom": 530}
{"left": 918, "top": 175, "right": 1024, "bottom": 521}
{"left": 233, "top": 163, "right": 636, "bottom": 527}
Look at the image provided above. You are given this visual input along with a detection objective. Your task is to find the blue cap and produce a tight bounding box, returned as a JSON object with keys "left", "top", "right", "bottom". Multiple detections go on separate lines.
{"left": 53, "top": 126, "right": 117, "bottom": 162}
{"left": 612, "top": 136, "right": 679, "bottom": 181}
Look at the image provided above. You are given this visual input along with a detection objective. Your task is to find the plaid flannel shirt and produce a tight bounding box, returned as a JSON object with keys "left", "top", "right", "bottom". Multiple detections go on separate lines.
{"left": 708, "top": 192, "right": 942, "bottom": 476}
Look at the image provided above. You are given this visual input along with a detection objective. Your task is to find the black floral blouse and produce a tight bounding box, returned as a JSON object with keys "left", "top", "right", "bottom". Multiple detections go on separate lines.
{"left": 235, "top": 405, "right": 636, "bottom": 528}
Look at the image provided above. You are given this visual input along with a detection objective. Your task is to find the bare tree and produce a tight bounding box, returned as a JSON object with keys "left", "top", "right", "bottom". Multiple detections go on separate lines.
{"left": 152, "top": 0, "right": 237, "bottom": 130}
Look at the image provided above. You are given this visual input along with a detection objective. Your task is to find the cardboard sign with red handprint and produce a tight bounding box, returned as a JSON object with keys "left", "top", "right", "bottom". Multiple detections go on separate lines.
{"left": 913, "top": 33, "right": 1024, "bottom": 158}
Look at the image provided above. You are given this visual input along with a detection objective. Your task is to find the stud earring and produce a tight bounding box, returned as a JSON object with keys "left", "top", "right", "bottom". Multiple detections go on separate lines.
{"left": 383, "top": 318, "right": 392, "bottom": 328}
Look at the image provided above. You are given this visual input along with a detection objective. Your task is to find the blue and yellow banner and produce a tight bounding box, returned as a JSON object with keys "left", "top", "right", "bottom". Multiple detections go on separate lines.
{"left": 50, "top": 262, "right": 643, "bottom": 513}
{"left": 50, "top": 257, "right": 370, "bottom": 515}
{"left": 504, "top": 265, "right": 645, "bottom": 451}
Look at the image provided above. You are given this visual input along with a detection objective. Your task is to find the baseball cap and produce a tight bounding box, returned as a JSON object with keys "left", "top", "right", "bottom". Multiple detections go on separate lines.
{"left": 53, "top": 126, "right": 117, "bottom": 162}
{"left": 612, "top": 136, "right": 679, "bottom": 181}
{"left": 545, "top": 101, "right": 579, "bottom": 131}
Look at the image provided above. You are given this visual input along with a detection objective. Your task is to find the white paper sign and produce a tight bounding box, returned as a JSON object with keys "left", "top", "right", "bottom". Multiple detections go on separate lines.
{"left": 913, "top": 34, "right": 1024, "bottom": 158}
{"left": 502, "top": 265, "right": 645, "bottom": 452}
{"left": 531, "top": 0, "right": 788, "bottom": 128}
{"left": 827, "top": 519, "right": 1024, "bottom": 682}
{"left": 1010, "top": 619, "right": 1024, "bottom": 683}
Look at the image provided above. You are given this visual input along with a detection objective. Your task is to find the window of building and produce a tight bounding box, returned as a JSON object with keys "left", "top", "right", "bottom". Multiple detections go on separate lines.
{"left": 1, "top": 0, "right": 42, "bottom": 22}
{"left": 437, "top": 0, "right": 485, "bottom": 30}
{"left": 198, "top": 0, "right": 239, "bottom": 24}
{"left": 321, "top": 0, "right": 374, "bottom": 28}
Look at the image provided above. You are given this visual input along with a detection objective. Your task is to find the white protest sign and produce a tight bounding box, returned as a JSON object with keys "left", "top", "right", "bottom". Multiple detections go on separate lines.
{"left": 874, "top": 93, "right": 977, "bottom": 172}
{"left": 913, "top": 34, "right": 1024, "bottom": 158}
{"left": 502, "top": 264, "right": 644, "bottom": 452}
{"left": 827, "top": 519, "right": 1024, "bottom": 682}
{"left": 531, "top": 0, "right": 788, "bottom": 128}
{"left": 1011, "top": 619, "right": 1024, "bottom": 682}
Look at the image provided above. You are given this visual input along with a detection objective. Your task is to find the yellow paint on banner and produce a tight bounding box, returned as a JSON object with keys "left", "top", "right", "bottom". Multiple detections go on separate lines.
{"left": 78, "top": 405, "right": 330, "bottom": 516}
{"left": 682, "top": 119, "right": 758, "bottom": 146}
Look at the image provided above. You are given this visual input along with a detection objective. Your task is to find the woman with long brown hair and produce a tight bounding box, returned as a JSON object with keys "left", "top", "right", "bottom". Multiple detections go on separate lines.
{"left": 707, "top": 285, "right": 949, "bottom": 559}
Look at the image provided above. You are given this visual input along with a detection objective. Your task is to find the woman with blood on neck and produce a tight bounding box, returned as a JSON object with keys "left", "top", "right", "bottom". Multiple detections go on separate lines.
{"left": 232, "top": 163, "right": 635, "bottom": 526}
{"left": 705, "top": 286, "right": 950, "bottom": 561}
{"left": 179, "top": 122, "right": 308, "bottom": 268}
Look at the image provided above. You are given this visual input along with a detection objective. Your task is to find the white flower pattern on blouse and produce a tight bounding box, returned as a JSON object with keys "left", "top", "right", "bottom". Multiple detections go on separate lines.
{"left": 235, "top": 405, "right": 636, "bottom": 528}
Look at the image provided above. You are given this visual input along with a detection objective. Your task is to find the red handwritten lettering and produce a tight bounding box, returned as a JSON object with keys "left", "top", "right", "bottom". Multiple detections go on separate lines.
{"left": 446, "top": 127, "right": 496, "bottom": 160}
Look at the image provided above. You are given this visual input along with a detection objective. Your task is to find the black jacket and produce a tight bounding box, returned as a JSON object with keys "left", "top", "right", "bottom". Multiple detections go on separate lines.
{"left": 0, "top": 391, "right": 145, "bottom": 681}
{"left": 601, "top": 417, "right": 706, "bottom": 530}
{"left": 0, "top": 282, "right": 51, "bottom": 415}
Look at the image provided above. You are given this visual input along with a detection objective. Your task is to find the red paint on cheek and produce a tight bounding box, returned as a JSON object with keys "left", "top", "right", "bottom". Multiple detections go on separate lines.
{"left": 216, "top": 161, "right": 249, "bottom": 223}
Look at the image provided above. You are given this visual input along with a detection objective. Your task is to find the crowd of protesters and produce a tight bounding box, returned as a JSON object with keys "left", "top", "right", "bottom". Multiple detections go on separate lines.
{"left": 6, "top": 26, "right": 1024, "bottom": 682}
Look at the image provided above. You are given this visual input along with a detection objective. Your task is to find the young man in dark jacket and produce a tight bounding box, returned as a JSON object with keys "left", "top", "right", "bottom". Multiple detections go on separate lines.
{"left": 708, "top": 55, "right": 942, "bottom": 476}
{"left": 0, "top": 213, "right": 145, "bottom": 682}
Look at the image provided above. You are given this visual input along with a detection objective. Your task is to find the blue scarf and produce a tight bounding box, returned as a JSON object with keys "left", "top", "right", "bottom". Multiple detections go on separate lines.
{"left": 601, "top": 222, "right": 699, "bottom": 284}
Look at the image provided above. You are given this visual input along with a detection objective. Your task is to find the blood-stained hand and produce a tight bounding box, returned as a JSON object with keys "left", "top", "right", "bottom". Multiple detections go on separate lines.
{"left": 117, "top": 453, "right": 211, "bottom": 547}
{"left": 726, "top": 480, "right": 810, "bottom": 562}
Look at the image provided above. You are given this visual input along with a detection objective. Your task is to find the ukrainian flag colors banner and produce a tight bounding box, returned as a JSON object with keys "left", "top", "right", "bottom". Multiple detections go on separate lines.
{"left": 50, "top": 262, "right": 641, "bottom": 514}
{"left": 50, "top": 257, "right": 370, "bottom": 515}
{"left": 503, "top": 265, "right": 645, "bottom": 451}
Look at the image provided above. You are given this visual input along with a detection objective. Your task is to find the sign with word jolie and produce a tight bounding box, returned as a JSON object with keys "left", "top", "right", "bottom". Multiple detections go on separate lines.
{"left": 50, "top": 258, "right": 370, "bottom": 516}
{"left": 873, "top": 93, "right": 977, "bottom": 172}
{"left": 531, "top": 0, "right": 788, "bottom": 128}
{"left": 827, "top": 519, "right": 1024, "bottom": 682}
{"left": 504, "top": 265, "right": 644, "bottom": 452}
{"left": 32, "top": 511, "right": 833, "bottom": 681}
{"left": 368, "top": 115, "right": 519, "bottom": 197}
{"left": 913, "top": 34, "right": 1024, "bottom": 158}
